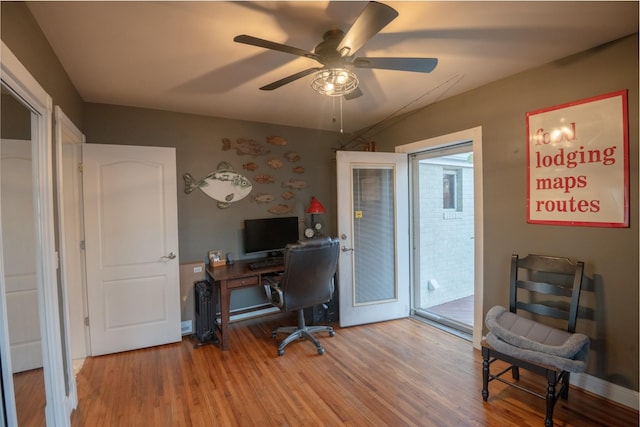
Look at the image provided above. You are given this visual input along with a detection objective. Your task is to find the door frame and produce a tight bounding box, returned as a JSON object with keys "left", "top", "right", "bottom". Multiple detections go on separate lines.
{"left": 55, "top": 106, "right": 89, "bottom": 361}
{"left": 1, "top": 41, "right": 72, "bottom": 425}
{"left": 396, "top": 126, "right": 484, "bottom": 349}
{"left": 54, "top": 106, "right": 85, "bottom": 412}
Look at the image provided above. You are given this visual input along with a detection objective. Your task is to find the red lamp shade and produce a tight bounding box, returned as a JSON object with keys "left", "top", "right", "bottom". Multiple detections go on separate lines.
{"left": 307, "top": 197, "right": 326, "bottom": 214}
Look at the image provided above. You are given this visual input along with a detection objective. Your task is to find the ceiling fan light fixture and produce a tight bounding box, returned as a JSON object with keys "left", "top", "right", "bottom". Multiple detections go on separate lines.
{"left": 311, "top": 68, "right": 358, "bottom": 96}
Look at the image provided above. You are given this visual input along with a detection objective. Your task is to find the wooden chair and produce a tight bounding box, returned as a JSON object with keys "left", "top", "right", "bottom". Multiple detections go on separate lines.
{"left": 481, "top": 254, "right": 589, "bottom": 427}
{"left": 263, "top": 237, "right": 340, "bottom": 356}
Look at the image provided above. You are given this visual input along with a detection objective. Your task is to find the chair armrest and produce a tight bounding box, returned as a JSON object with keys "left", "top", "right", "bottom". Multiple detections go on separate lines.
{"left": 263, "top": 275, "right": 284, "bottom": 308}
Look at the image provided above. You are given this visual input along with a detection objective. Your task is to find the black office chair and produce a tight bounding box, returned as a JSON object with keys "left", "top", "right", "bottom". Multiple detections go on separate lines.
{"left": 482, "top": 254, "right": 589, "bottom": 427}
{"left": 263, "top": 237, "right": 340, "bottom": 356}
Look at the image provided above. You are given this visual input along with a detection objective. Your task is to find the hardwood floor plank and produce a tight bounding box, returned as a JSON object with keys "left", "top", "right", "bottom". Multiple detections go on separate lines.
{"left": 14, "top": 314, "right": 633, "bottom": 426}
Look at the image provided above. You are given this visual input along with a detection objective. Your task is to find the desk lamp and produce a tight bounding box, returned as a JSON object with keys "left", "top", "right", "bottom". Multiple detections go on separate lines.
{"left": 305, "top": 197, "right": 326, "bottom": 238}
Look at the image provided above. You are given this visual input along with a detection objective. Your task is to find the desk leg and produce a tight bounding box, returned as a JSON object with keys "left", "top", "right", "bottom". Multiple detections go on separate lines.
{"left": 219, "top": 280, "right": 231, "bottom": 351}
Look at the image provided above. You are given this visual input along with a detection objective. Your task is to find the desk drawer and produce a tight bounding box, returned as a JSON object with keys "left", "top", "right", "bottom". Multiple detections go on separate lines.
{"left": 227, "top": 275, "right": 259, "bottom": 289}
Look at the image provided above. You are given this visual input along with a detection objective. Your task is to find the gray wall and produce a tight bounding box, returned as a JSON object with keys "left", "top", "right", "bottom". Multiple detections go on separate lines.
{"left": 83, "top": 103, "right": 339, "bottom": 309}
{"left": 1, "top": 2, "right": 84, "bottom": 128}
{"left": 372, "top": 34, "right": 639, "bottom": 391}
{"left": 3, "top": 0, "right": 638, "bottom": 392}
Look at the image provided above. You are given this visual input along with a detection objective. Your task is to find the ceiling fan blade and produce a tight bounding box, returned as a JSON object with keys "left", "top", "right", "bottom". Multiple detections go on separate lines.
{"left": 259, "top": 67, "right": 322, "bottom": 91}
{"left": 353, "top": 57, "right": 438, "bottom": 73}
{"left": 234, "top": 35, "right": 320, "bottom": 61}
{"left": 344, "top": 86, "right": 363, "bottom": 100}
{"left": 337, "top": 1, "right": 398, "bottom": 57}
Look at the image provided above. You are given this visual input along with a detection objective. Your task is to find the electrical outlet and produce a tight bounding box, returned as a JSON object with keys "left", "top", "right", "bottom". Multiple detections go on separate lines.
{"left": 193, "top": 266, "right": 202, "bottom": 273}
{"left": 181, "top": 320, "right": 192, "bottom": 335}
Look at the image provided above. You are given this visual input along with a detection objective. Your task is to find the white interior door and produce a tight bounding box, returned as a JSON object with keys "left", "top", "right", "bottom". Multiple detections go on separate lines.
{"left": 336, "top": 151, "right": 409, "bottom": 327}
{"left": 83, "top": 143, "right": 180, "bottom": 356}
{"left": 55, "top": 107, "right": 88, "bottom": 362}
{"left": 1, "top": 139, "right": 42, "bottom": 373}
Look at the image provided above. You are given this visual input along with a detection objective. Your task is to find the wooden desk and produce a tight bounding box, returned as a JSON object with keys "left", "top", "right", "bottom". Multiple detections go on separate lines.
{"left": 205, "top": 260, "right": 283, "bottom": 351}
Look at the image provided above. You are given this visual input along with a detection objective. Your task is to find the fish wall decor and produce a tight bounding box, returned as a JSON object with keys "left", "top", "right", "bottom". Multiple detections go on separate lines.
{"left": 284, "top": 151, "right": 301, "bottom": 162}
{"left": 266, "top": 158, "right": 283, "bottom": 169}
{"left": 183, "top": 162, "right": 252, "bottom": 209}
{"left": 254, "top": 174, "right": 275, "bottom": 184}
{"left": 242, "top": 162, "right": 258, "bottom": 171}
{"left": 281, "top": 179, "right": 308, "bottom": 190}
{"left": 252, "top": 193, "right": 276, "bottom": 204}
{"left": 281, "top": 191, "right": 295, "bottom": 200}
{"left": 268, "top": 204, "right": 294, "bottom": 215}
{"left": 292, "top": 166, "right": 305, "bottom": 174}
{"left": 222, "top": 137, "right": 270, "bottom": 156}
{"left": 267, "top": 135, "right": 287, "bottom": 146}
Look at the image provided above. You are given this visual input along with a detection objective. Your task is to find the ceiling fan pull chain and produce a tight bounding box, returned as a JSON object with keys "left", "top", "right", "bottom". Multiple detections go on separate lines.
{"left": 340, "top": 96, "right": 344, "bottom": 134}
{"left": 332, "top": 96, "right": 337, "bottom": 124}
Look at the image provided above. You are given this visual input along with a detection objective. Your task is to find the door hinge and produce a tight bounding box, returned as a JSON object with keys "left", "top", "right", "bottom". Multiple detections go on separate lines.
{"left": 84, "top": 317, "right": 90, "bottom": 327}
{"left": 80, "top": 240, "right": 85, "bottom": 250}
{"left": 78, "top": 162, "right": 83, "bottom": 172}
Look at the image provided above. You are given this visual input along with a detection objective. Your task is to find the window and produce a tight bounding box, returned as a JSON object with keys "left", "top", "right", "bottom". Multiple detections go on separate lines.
{"left": 443, "top": 169, "right": 461, "bottom": 211}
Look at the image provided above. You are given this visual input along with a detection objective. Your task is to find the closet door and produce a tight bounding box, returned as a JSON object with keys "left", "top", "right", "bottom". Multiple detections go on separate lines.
{"left": 1, "top": 139, "right": 42, "bottom": 373}
{"left": 83, "top": 143, "right": 180, "bottom": 356}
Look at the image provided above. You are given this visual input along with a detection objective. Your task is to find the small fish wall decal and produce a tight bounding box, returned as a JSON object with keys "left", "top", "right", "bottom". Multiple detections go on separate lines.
{"left": 252, "top": 193, "right": 275, "bottom": 204}
{"left": 222, "top": 137, "right": 270, "bottom": 156}
{"left": 267, "top": 135, "right": 287, "bottom": 146}
{"left": 284, "top": 151, "right": 300, "bottom": 162}
{"left": 268, "top": 204, "right": 293, "bottom": 215}
{"left": 184, "top": 161, "right": 252, "bottom": 209}
{"left": 266, "top": 158, "right": 283, "bottom": 169}
{"left": 254, "top": 174, "right": 275, "bottom": 184}
{"left": 281, "top": 179, "right": 308, "bottom": 190}
{"left": 292, "top": 166, "right": 305, "bottom": 174}
{"left": 281, "top": 191, "right": 295, "bottom": 200}
{"left": 242, "top": 162, "right": 258, "bottom": 171}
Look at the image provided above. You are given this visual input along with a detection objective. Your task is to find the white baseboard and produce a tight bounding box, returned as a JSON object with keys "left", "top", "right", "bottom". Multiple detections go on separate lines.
{"left": 572, "top": 372, "right": 639, "bottom": 411}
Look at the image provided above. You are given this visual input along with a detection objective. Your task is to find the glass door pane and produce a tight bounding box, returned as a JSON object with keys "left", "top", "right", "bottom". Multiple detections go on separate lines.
{"left": 352, "top": 167, "right": 396, "bottom": 305}
{"left": 411, "top": 144, "right": 475, "bottom": 335}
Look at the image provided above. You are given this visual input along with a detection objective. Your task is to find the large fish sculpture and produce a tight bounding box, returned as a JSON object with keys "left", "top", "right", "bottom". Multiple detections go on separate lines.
{"left": 183, "top": 162, "right": 252, "bottom": 209}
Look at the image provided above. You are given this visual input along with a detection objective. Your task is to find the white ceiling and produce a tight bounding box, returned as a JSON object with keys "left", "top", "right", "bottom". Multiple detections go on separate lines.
{"left": 27, "top": 1, "right": 638, "bottom": 134}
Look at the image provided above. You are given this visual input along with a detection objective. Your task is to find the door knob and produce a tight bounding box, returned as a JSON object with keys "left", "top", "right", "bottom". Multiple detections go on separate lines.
{"left": 341, "top": 246, "right": 354, "bottom": 253}
{"left": 161, "top": 252, "right": 176, "bottom": 260}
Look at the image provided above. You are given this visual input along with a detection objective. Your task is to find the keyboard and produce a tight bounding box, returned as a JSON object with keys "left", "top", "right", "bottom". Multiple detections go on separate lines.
{"left": 248, "top": 258, "right": 284, "bottom": 270}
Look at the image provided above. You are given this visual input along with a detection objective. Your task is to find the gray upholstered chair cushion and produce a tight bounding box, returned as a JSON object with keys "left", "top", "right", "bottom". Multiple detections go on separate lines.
{"left": 485, "top": 305, "right": 589, "bottom": 373}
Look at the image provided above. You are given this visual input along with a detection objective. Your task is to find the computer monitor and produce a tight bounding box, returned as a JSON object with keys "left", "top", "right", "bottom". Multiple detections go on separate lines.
{"left": 243, "top": 216, "right": 299, "bottom": 256}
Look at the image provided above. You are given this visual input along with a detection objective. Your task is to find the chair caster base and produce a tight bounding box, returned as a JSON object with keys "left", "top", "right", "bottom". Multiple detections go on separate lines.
{"left": 271, "top": 320, "right": 334, "bottom": 356}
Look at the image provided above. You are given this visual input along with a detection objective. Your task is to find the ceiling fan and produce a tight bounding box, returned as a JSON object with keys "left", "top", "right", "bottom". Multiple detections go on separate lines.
{"left": 233, "top": 1, "right": 438, "bottom": 99}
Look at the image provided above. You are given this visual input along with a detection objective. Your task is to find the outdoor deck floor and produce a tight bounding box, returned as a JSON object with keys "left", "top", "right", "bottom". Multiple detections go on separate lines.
{"left": 426, "top": 294, "right": 474, "bottom": 326}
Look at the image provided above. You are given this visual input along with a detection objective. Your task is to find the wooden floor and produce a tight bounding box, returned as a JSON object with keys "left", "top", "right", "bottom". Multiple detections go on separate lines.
{"left": 13, "top": 368, "right": 45, "bottom": 427}
{"left": 15, "top": 314, "right": 638, "bottom": 426}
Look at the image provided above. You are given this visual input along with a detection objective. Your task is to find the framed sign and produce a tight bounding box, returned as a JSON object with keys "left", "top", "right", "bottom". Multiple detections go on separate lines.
{"left": 526, "top": 90, "right": 629, "bottom": 227}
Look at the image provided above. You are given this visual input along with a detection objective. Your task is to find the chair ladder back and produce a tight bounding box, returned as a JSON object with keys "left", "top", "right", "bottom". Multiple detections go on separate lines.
{"left": 567, "top": 260, "right": 585, "bottom": 333}
{"left": 515, "top": 300, "right": 570, "bottom": 321}
{"left": 508, "top": 254, "right": 519, "bottom": 313}
{"left": 509, "top": 254, "right": 585, "bottom": 333}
